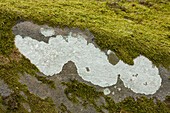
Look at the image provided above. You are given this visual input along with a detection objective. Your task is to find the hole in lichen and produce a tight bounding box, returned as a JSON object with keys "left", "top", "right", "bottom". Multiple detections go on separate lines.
{"left": 86, "top": 67, "right": 90, "bottom": 72}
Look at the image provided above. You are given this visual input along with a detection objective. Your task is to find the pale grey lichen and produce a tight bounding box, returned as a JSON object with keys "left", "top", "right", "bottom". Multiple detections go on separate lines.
{"left": 14, "top": 31, "right": 162, "bottom": 95}
{"left": 40, "top": 28, "right": 55, "bottom": 37}
{"left": 117, "top": 88, "right": 121, "bottom": 91}
{"left": 104, "top": 88, "right": 111, "bottom": 95}
{"left": 15, "top": 33, "right": 118, "bottom": 87}
{"left": 116, "top": 56, "right": 162, "bottom": 95}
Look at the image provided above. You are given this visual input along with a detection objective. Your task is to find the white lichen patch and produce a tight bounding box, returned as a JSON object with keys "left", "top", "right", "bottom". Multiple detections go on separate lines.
{"left": 104, "top": 88, "right": 111, "bottom": 95}
{"left": 117, "top": 88, "right": 121, "bottom": 91}
{"left": 15, "top": 32, "right": 162, "bottom": 95}
{"left": 107, "top": 50, "right": 115, "bottom": 55}
{"left": 15, "top": 33, "right": 118, "bottom": 87}
{"left": 116, "top": 56, "right": 162, "bottom": 95}
{"left": 40, "top": 28, "right": 55, "bottom": 37}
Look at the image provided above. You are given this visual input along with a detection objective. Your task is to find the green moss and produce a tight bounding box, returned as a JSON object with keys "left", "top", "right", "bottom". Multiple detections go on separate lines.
{"left": 61, "top": 79, "right": 106, "bottom": 112}
{"left": 1, "top": 89, "right": 28, "bottom": 112}
{"left": 58, "top": 103, "right": 71, "bottom": 113}
{"left": 0, "top": 89, "right": 59, "bottom": 113}
{"left": 116, "top": 97, "right": 170, "bottom": 113}
{"left": 0, "top": 0, "right": 169, "bottom": 68}
{"left": 35, "top": 75, "right": 56, "bottom": 89}
{"left": 62, "top": 79, "right": 170, "bottom": 113}
{"left": 0, "top": 9, "right": 57, "bottom": 112}
{"left": 0, "top": 0, "right": 169, "bottom": 112}
{"left": 0, "top": 97, "right": 6, "bottom": 112}
{"left": 0, "top": 59, "right": 57, "bottom": 112}
{"left": 0, "top": 105, "right": 6, "bottom": 113}
{"left": 165, "top": 95, "right": 170, "bottom": 109}
{"left": 166, "top": 95, "right": 170, "bottom": 102}
{"left": 26, "top": 93, "right": 58, "bottom": 113}
{"left": 61, "top": 79, "right": 103, "bottom": 104}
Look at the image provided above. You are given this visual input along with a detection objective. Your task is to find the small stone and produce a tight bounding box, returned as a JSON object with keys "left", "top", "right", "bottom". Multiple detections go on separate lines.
{"left": 112, "top": 91, "right": 115, "bottom": 95}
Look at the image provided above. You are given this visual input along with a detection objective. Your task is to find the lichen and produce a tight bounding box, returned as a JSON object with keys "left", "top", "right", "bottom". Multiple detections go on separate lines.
{"left": 103, "top": 88, "right": 111, "bottom": 95}
{"left": 40, "top": 28, "right": 55, "bottom": 37}
{"left": 15, "top": 33, "right": 162, "bottom": 94}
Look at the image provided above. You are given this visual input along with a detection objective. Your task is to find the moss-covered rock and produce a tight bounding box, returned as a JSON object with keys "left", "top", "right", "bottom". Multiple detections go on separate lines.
{"left": 0, "top": 0, "right": 169, "bottom": 112}
{"left": 62, "top": 79, "right": 170, "bottom": 112}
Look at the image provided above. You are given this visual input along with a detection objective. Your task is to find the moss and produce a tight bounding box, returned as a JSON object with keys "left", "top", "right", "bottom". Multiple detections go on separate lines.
{"left": 0, "top": 89, "right": 59, "bottom": 112}
{"left": 0, "top": 10, "right": 57, "bottom": 112}
{"left": 61, "top": 79, "right": 105, "bottom": 112}
{"left": 58, "top": 103, "right": 71, "bottom": 113}
{"left": 1, "top": 89, "right": 28, "bottom": 112}
{"left": 0, "top": 0, "right": 169, "bottom": 112}
{"left": 116, "top": 97, "right": 170, "bottom": 113}
{"left": 0, "top": 60, "right": 57, "bottom": 112}
{"left": 61, "top": 79, "right": 103, "bottom": 104}
{"left": 165, "top": 95, "right": 170, "bottom": 109}
{"left": 35, "top": 75, "right": 56, "bottom": 89}
{"left": 26, "top": 93, "right": 58, "bottom": 113}
{"left": 0, "top": 0, "right": 169, "bottom": 69}
{"left": 0, "top": 105, "right": 6, "bottom": 113}
{"left": 166, "top": 95, "right": 170, "bottom": 102}
{"left": 62, "top": 79, "right": 170, "bottom": 113}
{"left": 0, "top": 97, "right": 6, "bottom": 112}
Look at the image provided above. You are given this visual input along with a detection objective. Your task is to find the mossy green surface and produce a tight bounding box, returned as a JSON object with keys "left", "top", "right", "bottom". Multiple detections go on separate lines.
{"left": 58, "top": 103, "right": 71, "bottom": 113}
{"left": 62, "top": 79, "right": 170, "bottom": 113}
{"left": 0, "top": 9, "right": 57, "bottom": 111}
{"left": 0, "top": 97, "right": 6, "bottom": 113}
{"left": 0, "top": 0, "right": 170, "bottom": 68}
{"left": 0, "top": 0, "right": 169, "bottom": 112}
{"left": 0, "top": 89, "right": 59, "bottom": 113}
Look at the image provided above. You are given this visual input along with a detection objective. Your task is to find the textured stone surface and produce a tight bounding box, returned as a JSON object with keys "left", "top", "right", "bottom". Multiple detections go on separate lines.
{"left": 0, "top": 80, "right": 11, "bottom": 97}
{"left": 19, "top": 62, "right": 97, "bottom": 113}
